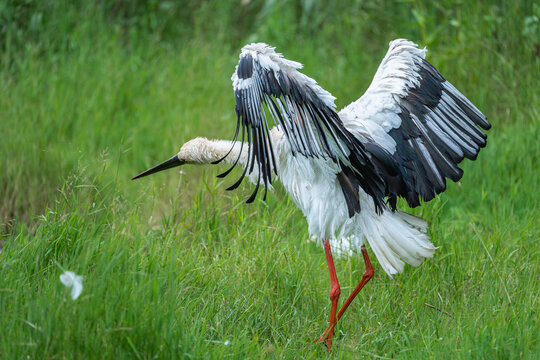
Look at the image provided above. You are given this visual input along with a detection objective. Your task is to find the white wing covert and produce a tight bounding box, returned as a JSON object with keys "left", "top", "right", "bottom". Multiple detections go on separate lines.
{"left": 341, "top": 39, "right": 491, "bottom": 209}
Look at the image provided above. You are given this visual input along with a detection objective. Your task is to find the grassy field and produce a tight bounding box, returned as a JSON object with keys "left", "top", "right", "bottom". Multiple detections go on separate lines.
{"left": 1, "top": 0, "right": 539, "bottom": 358}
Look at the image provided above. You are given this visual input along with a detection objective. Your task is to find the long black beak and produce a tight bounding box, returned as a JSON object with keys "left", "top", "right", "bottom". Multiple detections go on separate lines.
{"left": 132, "top": 155, "right": 184, "bottom": 180}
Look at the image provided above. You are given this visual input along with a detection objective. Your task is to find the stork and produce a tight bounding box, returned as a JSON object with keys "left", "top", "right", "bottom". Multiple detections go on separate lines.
{"left": 133, "top": 39, "right": 490, "bottom": 349}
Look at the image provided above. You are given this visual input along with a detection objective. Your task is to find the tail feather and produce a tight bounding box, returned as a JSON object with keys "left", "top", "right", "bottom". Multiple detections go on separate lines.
{"left": 364, "top": 210, "right": 435, "bottom": 277}
{"left": 364, "top": 220, "right": 404, "bottom": 274}
{"left": 396, "top": 210, "right": 428, "bottom": 232}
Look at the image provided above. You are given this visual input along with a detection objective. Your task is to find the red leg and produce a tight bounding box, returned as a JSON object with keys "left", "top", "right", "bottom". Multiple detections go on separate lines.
{"left": 316, "top": 244, "right": 374, "bottom": 344}
{"left": 314, "top": 239, "right": 341, "bottom": 349}
{"left": 336, "top": 245, "right": 374, "bottom": 321}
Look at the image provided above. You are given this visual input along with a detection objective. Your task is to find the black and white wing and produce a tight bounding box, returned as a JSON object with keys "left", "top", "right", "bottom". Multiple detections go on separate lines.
{"left": 340, "top": 39, "right": 491, "bottom": 209}
{"left": 218, "top": 43, "right": 386, "bottom": 212}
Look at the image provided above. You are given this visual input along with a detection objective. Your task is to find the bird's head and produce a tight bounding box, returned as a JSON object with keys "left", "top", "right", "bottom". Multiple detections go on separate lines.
{"left": 131, "top": 137, "right": 225, "bottom": 180}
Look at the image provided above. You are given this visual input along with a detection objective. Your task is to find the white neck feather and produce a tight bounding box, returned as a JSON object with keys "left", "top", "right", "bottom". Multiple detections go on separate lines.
{"left": 177, "top": 138, "right": 243, "bottom": 165}
{"left": 178, "top": 127, "right": 284, "bottom": 169}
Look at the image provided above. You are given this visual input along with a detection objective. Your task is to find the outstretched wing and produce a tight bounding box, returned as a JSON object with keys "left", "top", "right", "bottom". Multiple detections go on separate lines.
{"left": 218, "top": 43, "right": 386, "bottom": 213}
{"left": 340, "top": 39, "right": 491, "bottom": 209}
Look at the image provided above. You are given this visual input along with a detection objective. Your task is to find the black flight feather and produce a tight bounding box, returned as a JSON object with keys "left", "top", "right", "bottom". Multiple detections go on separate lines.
{"left": 375, "top": 57, "right": 490, "bottom": 209}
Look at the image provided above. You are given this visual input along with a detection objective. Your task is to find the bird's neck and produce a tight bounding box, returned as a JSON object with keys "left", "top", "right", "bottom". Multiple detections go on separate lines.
{"left": 178, "top": 138, "right": 248, "bottom": 166}
{"left": 178, "top": 127, "right": 284, "bottom": 167}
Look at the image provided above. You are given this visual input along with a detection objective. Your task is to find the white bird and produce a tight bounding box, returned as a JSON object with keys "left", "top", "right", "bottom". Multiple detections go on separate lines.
{"left": 133, "top": 39, "right": 490, "bottom": 349}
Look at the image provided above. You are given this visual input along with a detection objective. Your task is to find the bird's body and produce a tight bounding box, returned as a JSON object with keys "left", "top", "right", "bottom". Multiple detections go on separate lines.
{"left": 133, "top": 39, "right": 490, "bottom": 349}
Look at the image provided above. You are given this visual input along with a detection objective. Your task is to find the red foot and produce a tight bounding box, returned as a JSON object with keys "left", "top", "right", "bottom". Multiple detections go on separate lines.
{"left": 313, "top": 323, "right": 336, "bottom": 350}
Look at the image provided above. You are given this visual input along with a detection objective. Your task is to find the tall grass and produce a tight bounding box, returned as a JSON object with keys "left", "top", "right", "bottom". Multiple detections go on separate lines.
{"left": 1, "top": 0, "right": 538, "bottom": 358}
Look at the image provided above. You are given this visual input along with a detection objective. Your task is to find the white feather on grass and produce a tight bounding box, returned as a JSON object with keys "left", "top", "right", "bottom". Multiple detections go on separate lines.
{"left": 59, "top": 271, "right": 83, "bottom": 300}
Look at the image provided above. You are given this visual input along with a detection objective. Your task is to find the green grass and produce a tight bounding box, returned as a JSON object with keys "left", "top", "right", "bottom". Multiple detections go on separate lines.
{"left": 1, "top": 0, "right": 539, "bottom": 358}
